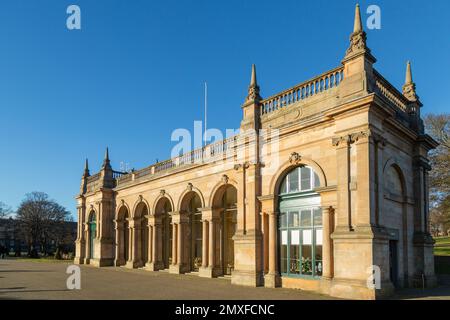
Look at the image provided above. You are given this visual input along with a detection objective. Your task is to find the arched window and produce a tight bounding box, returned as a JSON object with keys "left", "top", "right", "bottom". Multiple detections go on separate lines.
{"left": 278, "top": 166, "right": 322, "bottom": 278}
{"left": 88, "top": 212, "right": 97, "bottom": 260}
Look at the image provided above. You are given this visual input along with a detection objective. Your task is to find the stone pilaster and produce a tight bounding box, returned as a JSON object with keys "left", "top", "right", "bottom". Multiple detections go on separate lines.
{"left": 145, "top": 215, "right": 164, "bottom": 271}
{"left": 169, "top": 211, "right": 189, "bottom": 274}
{"left": 74, "top": 202, "right": 86, "bottom": 264}
{"left": 264, "top": 211, "right": 280, "bottom": 288}
{"left": 199, "top": 208, "right": 221, "bottom": 278}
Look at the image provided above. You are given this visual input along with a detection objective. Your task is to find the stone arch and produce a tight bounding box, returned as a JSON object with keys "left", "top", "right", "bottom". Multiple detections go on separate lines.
{"left": 132, "top": 199, "right": 150, "bottom": 267}
{"left": 269, "top": 156, "right": 327, "bottom": 197}
{"left": 115, "top": 201, "right": 131, "bottom": 220}
{"left": 88, "top": 209, "right": 97, "bottom": 223}
{"left": 87, "top": 209, "right": 97, "bottom": 261}
{"left": 178, "top": 187, "right": 204, "bottom": 272}
{"left": 272, "top": 159, "right": 325, "bottom": 279}
{"left": 153, "top": 194, "right": 174, "bottom": 269}
{"left": 383, "top": 158, "right": 408, "bottom": 199}
{"left": 115, "top": 204, "right": 130, "bottom": 266}
{"left": 208, "top": 176, "right": 238, "bottom": 208}
{"left": 152, "top": 192, "right": 175, "bottom": 216}
{"left": 382, "top": 158, "right": 409, "bottom": 287}
{"left": 177, "top": 186, "right": 205, "bottom": 212}
{"left": 132, "top": 197, "right": 151, "bottom": 219}
{"left": 210, "top": 182, "right": 238, "bottom": 276}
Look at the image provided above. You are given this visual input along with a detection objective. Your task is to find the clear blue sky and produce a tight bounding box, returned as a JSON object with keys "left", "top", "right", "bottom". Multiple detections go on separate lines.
{"left": 1, "top": 0, "right": 449, "bottom": 220}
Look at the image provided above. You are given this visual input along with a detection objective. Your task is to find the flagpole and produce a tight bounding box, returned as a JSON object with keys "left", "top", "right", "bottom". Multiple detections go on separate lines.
{"left": 204, "top": 82, "right": 207, "bottom": 147}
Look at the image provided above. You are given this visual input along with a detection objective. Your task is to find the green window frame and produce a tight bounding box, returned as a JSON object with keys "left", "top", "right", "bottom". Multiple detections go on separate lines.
{"left": 279, "top": 207, "right": 323, "bottom": 278}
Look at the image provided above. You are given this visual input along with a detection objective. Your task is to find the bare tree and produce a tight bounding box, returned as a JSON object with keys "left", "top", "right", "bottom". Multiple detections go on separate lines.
{"left": 425, "top": 113, "right": 450, "bottom": 234}
{"left": 0, "top": 202, "right": 13, "bottom": 218}
{"left": 16, "top": 192, "right": 71, "bottom": 257}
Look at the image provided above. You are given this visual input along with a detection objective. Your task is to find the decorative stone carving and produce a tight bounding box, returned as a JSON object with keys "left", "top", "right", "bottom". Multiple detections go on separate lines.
{"left": 332, "top": 130, "right": 386, "bottom": 147}
{"left": 187, "top": 183, "right": 193, "bottom": 191}
{"left": 138, "top": 195, "right": 143, "bottom": 202}
{"left": 402, "top": 83, "right": 418, "bottom": 102}
{"left": 345, "top": 31, "right": 369, "bottom": 57}
{"left": 160, "top": 189, "right": 166, "bottom": 196}
{"left": 234, "top": 162, "right": 250, "bottom": 171}
{"left": 221, "top": 174, "right": 229, "bottom": 185}
{"left": 289, "top": 152, "right": 301, "bottom": 165}
{"left": 332, "top": 135, "right": 350, "bottom": 147}
{"left": 246, "top": 84, "right": 261, "bottom": 103}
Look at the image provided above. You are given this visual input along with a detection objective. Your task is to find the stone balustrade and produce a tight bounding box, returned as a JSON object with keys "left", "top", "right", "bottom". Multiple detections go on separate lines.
{"left": 260, "top": 66, "right": 344, "bottom": 115}
{"left": 373, "top": 69, "right": 409, "bottom": 113}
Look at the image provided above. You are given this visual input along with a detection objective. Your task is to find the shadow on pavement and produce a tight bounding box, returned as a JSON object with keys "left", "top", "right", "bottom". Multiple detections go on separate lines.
{"left": 0, "top": 270, "right": 52, "bottom": 273}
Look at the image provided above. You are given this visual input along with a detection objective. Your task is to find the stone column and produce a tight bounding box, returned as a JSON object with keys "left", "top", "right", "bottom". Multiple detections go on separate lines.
{"left": 333, "top": 136, "right": 352, "bottom": 232}
{"left": 264, "top": 211, "right": 280, "bottom": 287}
{"left": 169, "top": 211, "right": 188, "bottom": 274}
{"left": 145, "top": 215, "right": 160, "bottom": 271}
{"left": 74, "top": 204, "right": 86, "bottom": 264}
{"left": 126, "top": 218, "right": 140, "bottom": 268}
{"left": 114, "top": 220, "right": 125, "bottom": 266}
{"left": 177, "top": 223, "right": 183, "bottom": 267}
{"left": 83, "top": 222, "right": 90, "bottom": 264}
{"left": 261, "top": 212, "right": 269, "bottom": 274}
{"left": 199, "top": 208, "right": 219, "bottom": 278}
{"left": 171, "top": 223, "right": 177, "bottom": 265}
{"left": 208, "top": 218, "right": 216, "bottom": 269}
{"left": 322, "top": 206, "right": 334, "bottom": 279}
{"left": 201, "top": 219, "right": 209, "bottom": 268}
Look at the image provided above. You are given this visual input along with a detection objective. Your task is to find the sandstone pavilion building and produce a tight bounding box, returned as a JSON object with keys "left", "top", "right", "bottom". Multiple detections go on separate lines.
{"left": 75, "top": 5, "right": 437, "bottom": 299}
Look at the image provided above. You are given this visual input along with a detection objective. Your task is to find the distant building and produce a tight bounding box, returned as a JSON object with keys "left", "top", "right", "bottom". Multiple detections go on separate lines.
{"left": 0, "top": 218, "right": 77, "bottom": 254}
{"left": 75, "top": 5, "right": 437, "bottom": 299}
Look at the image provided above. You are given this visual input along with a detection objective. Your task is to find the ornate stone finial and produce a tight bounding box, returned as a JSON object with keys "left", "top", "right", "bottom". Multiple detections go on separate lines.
{"left": 121, "top": 199, "right": 125, "bottom": 205}
{"left": 221, "top": 174, "right": 229, "bottom": 185}
{"left": 187, "top": 183, "right": 193, "bottom": 191}
{"left": 102, "top": 147, "right": 111, "bottom": 168}
{"left": 160, "top": 189, "right": 166, "bottom": 196}
{"left": 139, "top": 195, "right": 143, "bottom": 202}
{"left": 246, "top": 64, "right": 261, "bottom": 102}
{"left": 289, "top": 152, "right": 301, "bottom": 164}
{"left": 83, "top": 158, "right": 90, "bottom": 177}
{"left": 402, "top": 61, "right": 418, "bottom": 102}
{"left": 343, "top": 4, "right": 374, "bottom": 62}
{"left": 405, "top": 61, "right": 413, "bottom": 84}
{"left": 353, "top": 3, "right": 363, "bottom": 33}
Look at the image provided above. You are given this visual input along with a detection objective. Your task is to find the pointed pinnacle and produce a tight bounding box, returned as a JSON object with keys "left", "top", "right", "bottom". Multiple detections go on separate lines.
{"left": 84, "top": 158, "right": 89, "bottom": 171}
{"left": 353, "top": 4, "right": 363, "bottom": 33}
{"left": 405, "top": 61, "right": 413, "bottom": 84}
{"left": 250, "top": 64, "right": 257, "bottom": 87}
{"left": 105, "top": 147, "right": 110, "bottom": 161}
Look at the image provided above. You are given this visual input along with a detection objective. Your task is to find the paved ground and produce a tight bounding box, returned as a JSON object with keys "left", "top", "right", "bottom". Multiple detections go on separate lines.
{"left": 0, "top": 259, "right": 334, "bottom": 300}
{"left": 1, "top": 259, "right": 449, "bottom": 300}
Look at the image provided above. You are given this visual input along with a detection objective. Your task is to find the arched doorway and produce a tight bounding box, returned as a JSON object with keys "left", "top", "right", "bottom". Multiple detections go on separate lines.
{"left": 155, "top": 197, "right": 173, "bottom": 269}
{"left": 180, "top": 192, "right": 203, "bottom": 272}
{"left": 116, "top": 206, "right": 130, "bottom": 265}
{"left": 212, "top": 185, "right": 238, "bottom": 276}
{"left": 278, "top": 166, "right": 322, "bottom": 278}
{"left": 88, "top": 211, "right": 97, "bottom": 260}
{"left": 383, "top": 164, "right": 408, "bottom": 287}
{"left": 135, "top": 202, "right": 149, "bottom": 267}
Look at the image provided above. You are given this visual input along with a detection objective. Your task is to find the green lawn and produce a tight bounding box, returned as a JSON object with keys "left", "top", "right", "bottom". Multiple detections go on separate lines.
{"left": 434, "top": 237, "right": 450, "bottom": 256}
{"left": 435, "top": 236, "right": 450, "bottom": 246}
